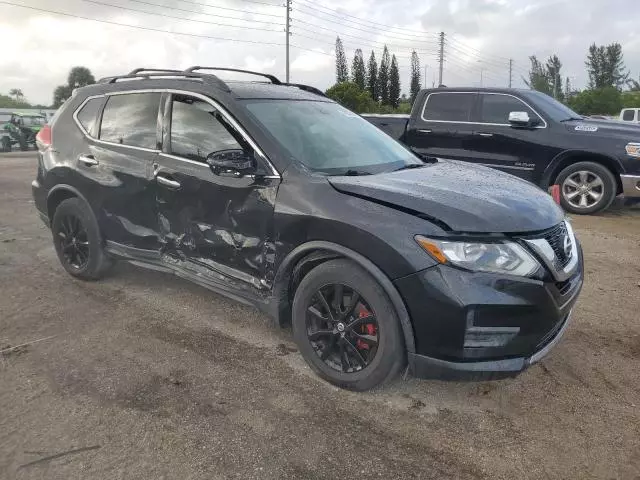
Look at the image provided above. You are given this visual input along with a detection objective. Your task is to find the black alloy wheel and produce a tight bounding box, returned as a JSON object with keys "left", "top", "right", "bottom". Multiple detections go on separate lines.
{"left": 306, "top": 284, "right": 379, "bottom": 373}
{"left": 56, "top": 214, "right": 90, "bottom": 270}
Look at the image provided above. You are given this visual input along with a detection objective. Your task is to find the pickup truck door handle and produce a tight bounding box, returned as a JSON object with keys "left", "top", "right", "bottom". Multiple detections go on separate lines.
{"left": 417, "top": 129, "right": 432, "bottom": 134}
{"left": 156, "top": 173, "right": 181, "bottom": 189}
{"left": 78, "top": 154, "right": 99, "bottom": 166}
{"left": 476, "top": 132, "right": 494, "bottom": 137}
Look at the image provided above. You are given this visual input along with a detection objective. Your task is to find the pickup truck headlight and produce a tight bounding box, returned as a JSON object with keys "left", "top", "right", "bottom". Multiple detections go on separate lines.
{"left": 626, "top": 142, "right": 640, "bottom": 157}
{"left": 415, "top": 236, "right": 540, "bottom": 277}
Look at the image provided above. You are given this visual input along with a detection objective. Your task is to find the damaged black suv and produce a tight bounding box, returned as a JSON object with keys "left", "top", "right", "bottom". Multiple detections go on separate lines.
{"left": 32, "top": 67, "right": 583, "bottom": 390}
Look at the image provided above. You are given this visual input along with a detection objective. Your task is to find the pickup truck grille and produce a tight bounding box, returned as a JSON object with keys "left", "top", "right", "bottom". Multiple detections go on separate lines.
{"left": 543, "top": 222, "right": 571, "bottom": 270}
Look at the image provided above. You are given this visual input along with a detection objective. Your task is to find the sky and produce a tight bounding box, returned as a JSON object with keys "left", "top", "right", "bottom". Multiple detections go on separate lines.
{"left": 0, "top": 0, "right": 639, "bottom": 106}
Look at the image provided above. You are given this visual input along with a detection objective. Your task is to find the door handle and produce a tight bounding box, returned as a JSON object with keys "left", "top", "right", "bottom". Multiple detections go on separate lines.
{"left": 476, "top": 132, "right": 494, "bottom": 137}
{"left": 78, "top": 154, "right": 99, "bottom": 166}
{"left": 156, "top": 174, "right": 181, "bottom": 189}
{"left": 417, "top": 129, "right": 432, "bottom": 134}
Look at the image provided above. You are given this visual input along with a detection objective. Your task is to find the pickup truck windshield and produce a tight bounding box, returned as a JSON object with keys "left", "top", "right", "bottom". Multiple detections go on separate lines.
{"left": 243, "top": 100, "right": 421, "bottom": 175}
{"left": 526, "top": 91, "right": 582, "bottom": 121}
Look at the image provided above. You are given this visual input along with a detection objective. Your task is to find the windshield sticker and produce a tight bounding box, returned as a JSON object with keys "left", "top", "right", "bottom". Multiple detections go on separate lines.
{"left": 575, "top": 124, "right": 598, "bottom": 132}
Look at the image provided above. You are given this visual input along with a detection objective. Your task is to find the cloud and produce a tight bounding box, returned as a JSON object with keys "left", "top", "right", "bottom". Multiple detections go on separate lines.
{"left": 0, "top": 0, "right": 639, "bottom": 104}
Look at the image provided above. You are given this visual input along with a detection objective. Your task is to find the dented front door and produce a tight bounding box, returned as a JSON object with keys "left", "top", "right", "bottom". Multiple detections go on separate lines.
{"left": 153, "top": 155, "right": 278, "bottom": 289}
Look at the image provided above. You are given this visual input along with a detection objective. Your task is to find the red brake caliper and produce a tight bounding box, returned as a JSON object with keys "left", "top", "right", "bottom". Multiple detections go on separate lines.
{"left": 355, "top": 306, "right": 376, "bottom": 350}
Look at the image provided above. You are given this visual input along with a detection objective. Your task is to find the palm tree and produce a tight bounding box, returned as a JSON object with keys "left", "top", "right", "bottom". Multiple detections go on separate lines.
{"left": 9, "top": 88, "right": 24, "bottom": 102}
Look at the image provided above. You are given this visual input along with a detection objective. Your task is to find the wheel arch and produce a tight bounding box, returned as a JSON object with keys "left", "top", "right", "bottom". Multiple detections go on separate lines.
{"left": 542, "top": 150, "right": 623, "bottom": 194}
{"left": 46, "top": 184, "right": 91, "bottom": 223}
{"left": 272, "top": 241, "right": 416, "bottom": 354}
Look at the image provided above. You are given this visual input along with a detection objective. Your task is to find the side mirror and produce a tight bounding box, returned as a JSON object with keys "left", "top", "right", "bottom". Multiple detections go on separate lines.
{"left": 508, "top": 111, "right": 540, "bottom": 128}
{"left": 207, "top": 149, "right": 255, "bottom": 177}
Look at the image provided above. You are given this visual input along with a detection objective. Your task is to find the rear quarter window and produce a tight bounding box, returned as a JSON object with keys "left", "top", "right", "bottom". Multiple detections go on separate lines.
{"left": 422, "top": 92, "right": 475, "bottom": 122}
{"left": 75, "top": 97, "right": 104, "bottom": 137}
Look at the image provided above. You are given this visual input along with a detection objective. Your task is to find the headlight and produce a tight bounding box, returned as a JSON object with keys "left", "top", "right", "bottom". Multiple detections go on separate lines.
{"left": 626, "top": 142, "right": 640, "bottom": 158}
{"left": 415, "top": 236, "right": 540, "bottom": 277}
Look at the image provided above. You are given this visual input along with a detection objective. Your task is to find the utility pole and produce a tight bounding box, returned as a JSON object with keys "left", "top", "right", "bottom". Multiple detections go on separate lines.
{"left": 509, "top": 59, "right": 513, "bottom": 88}
{"left": 285, "top": 0, "right": 291, "bottom": 83}
{"left": 438, "top": 32, "right": 444, "bottom": 86}
{"left": 424, "top": 64, "right": 427, "bottom": 88}
{"left": 480, "top": 68, "right": 484, "bottom": 87}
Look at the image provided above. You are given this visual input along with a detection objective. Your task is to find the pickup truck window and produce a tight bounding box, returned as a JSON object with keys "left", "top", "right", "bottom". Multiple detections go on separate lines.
{"left": 479, "top": 94, "right": 540, "bottom": 125}
{"left": 422, "top": 92, "right": 474, "bottom": 122}
{"left": 244, "top": 100, "right": 420, "bottom": 175}
{"left": 622, "top": 109, "right": 636, "bottom": 121}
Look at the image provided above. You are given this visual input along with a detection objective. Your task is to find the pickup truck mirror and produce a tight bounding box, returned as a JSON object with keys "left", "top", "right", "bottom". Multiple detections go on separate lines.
{"left": 206, "top": 149, "right": 256, "bottom": 178}
{"left": 508, "top": 111, "right": 531, "bottom": 126}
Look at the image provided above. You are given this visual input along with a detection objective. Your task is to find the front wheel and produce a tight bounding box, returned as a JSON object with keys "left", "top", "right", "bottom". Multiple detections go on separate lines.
{"left": 292, "top": 259, "right": 404, "bottom": 391}
{"left": 556, "top": 161, "right": 617, "bottom": 214}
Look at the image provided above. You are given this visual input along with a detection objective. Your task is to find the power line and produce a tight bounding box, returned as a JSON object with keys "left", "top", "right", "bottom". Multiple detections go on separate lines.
{"left": 226, "top": 0, "right": 282, "bottom": 7}
{"left": 295, "top": 0, "right": 440, "bottom": 37}
{"left": 79, "top": 0, "right": 283, "bottom": 31}
{"left": 171, "top": 0, "right": 283, "bottom": 18}
{"left": 125, "top": 0, "right": 285, "bottom": 24}
{"left": 292, "top": 4, "right": 439, "bottom": 41}
{"left": 291, "top": 17, "right": 438, "bottom": 53}
{"left": 0, "top": 1, "right": 286, "bottom": 44}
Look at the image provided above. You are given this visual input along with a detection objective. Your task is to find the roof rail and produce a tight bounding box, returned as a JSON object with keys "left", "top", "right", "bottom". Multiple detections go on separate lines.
{"left": 185, "top": 66, "right": 282, "bottom": 85}
{"left": 97, "top": 72, "right": 230, "bottom": 92}
{"left": 285, "top": 83, "right": 326, "bottom": 97}
{"left": 128, "top": 68, "right": 184, "bottom": 75}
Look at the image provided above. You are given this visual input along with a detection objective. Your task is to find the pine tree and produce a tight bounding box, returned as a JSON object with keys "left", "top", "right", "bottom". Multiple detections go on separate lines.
{"left": 523, "top": 55, "right": 552, "bottom": 95}
{"left": 335, "top": 37, "right": 349, "bottom": 83}
{"left": 546, "top": 55, "right": 563, "bottom": 100}
{"left": 378, "top": 46, "right": 391, "bottom": 105}
{"left": 410, "top": 51, "right": 421, "bottom": 104}
{"left": 389, "top": 55, "right": 400, "bottom": 108}
{"left": 366, "top": 50, "right": 378, "bottom": 101}
{"left": 586, "top": 43, "right": 629, "bottom": 90}
{"left": 351, "top": 49, "right": 366, "bottom": 90}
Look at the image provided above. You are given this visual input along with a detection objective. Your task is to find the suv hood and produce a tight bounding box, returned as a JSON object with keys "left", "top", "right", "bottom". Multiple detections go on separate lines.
{"left": 328, "top": 160, "right": 564, "bottom": 233}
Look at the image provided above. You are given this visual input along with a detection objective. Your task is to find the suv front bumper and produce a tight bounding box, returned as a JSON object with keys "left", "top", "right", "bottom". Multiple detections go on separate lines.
{"left": 395, "top": 246, "right": 583, "bottom": 381}
{"left": 620, "top": 174, "right": 640, "bottom": 198}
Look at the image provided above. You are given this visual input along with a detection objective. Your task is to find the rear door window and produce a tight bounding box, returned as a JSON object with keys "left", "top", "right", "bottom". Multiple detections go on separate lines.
{"left": 622, "top": 109, "right": 636, "bottom": 121}
{"left": 169, "top": 94, "right": 242, "bottom": 163}
{"left": 76, "top": 97, "right": 103, "bottom": 136}
{"left": 99, "top": 92, "right": 161, "bottom": 149}
{"left": 479, "top": 94, "right": 541, "bottom": 125}
{"left": 422, "top": 93, "right": 475, "bottom": 122}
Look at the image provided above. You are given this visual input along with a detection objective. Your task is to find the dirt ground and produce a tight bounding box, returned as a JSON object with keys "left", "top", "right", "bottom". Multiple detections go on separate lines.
{"left": 1, "top": 153, "right": 639, "bottom": 480}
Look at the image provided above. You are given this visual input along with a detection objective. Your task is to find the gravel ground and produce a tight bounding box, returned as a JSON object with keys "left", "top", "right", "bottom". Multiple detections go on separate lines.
{"left": 1, "top": 153, "right": 639, "bottom": 480}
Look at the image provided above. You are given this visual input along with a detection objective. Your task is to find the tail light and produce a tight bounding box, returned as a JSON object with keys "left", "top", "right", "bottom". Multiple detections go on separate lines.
{"left": 36, "top": 125, "right": 52, "bottom": 150}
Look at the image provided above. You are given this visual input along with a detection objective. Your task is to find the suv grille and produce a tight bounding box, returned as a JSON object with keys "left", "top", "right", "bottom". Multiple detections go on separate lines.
{"left": 543, "top": 222, "right": 571, "bottom": 270}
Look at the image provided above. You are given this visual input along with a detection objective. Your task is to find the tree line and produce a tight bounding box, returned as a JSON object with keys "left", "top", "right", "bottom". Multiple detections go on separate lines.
{"left": 525, "top": 42, "right": 640, "bottom": 116}
{"left": 0, "top": 67, "right": 96, "bottom": 110}
{"left": 326, "top": 37, "right": 422, "bottom": 114}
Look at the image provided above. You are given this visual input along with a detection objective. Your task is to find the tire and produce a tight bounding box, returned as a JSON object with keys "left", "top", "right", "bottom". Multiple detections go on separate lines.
{"left": 51, "top": 198, "right": 113, "bottom": 280}
{"left": 1, "top": 137, "right": 10, "bottom": 152}
{"left": 292, "top": 259, "right": 404, "bottom": 391}
{"left": 556, "top": 161, "right": 617, "bottom": 214}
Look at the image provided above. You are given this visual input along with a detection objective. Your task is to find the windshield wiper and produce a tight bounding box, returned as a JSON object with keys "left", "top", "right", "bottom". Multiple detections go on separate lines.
{"left": 343, "top": 169, "right": 371, "bottom": 176}
{"left": 392, "top": 163, "right": 428, "bottom": 172}
{"left": 560, "top": 117, "right": 584, "bottom": 122}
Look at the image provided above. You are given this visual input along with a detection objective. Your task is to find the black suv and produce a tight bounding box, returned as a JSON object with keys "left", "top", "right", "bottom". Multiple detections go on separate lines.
{"left": 365, "top": 88, "right": 640, "bottom": 214}
{"left": 32, "top": 68, "right": 583, "bottom": 390}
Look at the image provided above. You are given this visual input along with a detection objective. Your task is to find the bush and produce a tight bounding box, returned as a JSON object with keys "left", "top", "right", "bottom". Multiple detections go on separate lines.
{"left": 567, "top": 87, "right": 622, "bottom": 115}
{"left": 325, "top": 82, "right": 377, "bottom": 113}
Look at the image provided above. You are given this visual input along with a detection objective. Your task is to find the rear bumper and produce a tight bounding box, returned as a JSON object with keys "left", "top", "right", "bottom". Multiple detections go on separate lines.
{"left": 408, "top": 311, "right": 572, "bottom": 380}
{"left": 620, "top": 174, "right": 640, "bottom": 198}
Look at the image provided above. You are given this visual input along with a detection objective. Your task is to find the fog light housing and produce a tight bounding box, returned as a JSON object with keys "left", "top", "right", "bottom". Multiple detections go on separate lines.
{"left": 464, "top": 326, "right": 520, "bottom": 348}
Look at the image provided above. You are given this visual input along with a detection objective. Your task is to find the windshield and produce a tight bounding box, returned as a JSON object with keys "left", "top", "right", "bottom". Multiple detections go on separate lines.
{"left": 243, "top": 100, "right": 421, "bottom": 175}
{"left": 23, "top": 116, "right": 45, "bottom": 126}
{"left": 526, "top": 91, "right": 582, "bottom": 121}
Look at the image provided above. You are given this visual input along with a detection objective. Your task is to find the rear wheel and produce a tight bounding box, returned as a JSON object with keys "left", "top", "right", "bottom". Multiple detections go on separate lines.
{"left": 51, "top": 198, "right": 112, "bottom": 280}
{"left": 556, "top": 161, "right": 617, "bottom": 214}
{"left": 292, "top": 259, "right": 404, "bottom": 391}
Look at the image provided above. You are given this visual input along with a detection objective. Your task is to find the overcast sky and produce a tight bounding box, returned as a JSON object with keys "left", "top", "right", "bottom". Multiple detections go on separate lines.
{"left": 1, "top": 0, "right": 639, "bottom": 106}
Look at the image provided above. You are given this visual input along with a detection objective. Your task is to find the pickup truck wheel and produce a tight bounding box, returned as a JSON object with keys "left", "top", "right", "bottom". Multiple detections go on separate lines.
{"left": 292, "top": 259, "right": 404, "bottom": 391}
{"left": 51, "top": 198, "right": 113, "bottom": 280}
{"left": 556, "top": 161, "right": 617, "bottom": 214}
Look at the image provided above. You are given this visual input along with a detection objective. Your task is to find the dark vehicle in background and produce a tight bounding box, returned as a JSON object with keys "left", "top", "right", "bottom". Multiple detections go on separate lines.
{"left": 365, "top": 88, "right": 640, "bottom": 214}
{"left": 32, "top": 68, "right": 583, "bottom": 390}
